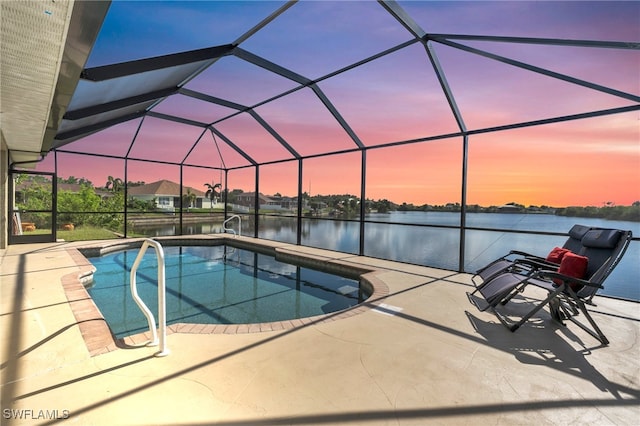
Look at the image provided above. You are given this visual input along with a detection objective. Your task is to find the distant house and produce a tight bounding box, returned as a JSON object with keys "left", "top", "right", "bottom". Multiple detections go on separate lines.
{"left": 234, "top": 192, "right": 283, "bottom": 210}
{"left": 273, "top": 195, "right": 304, "bottom": 210}
{"left": 498, "top": 204, "right": 523, "bottom": 213}
{"left": 234, "top": 192, "right": 305, "bottom": 211}
{"left": 127, "top": 180, "right": 213, "bottom": 211}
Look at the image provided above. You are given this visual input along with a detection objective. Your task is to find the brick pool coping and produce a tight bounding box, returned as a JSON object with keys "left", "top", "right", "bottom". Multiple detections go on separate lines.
{"left": 61, "top": 238, "right": 390, "bottom": 357}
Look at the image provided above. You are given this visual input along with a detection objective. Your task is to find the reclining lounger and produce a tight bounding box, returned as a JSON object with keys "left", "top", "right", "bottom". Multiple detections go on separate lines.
{"left": 472, "top": 224, "right": 592, "bottom": 288}
{"left": 468, "top": 228, "right": 632, "bottom": 345}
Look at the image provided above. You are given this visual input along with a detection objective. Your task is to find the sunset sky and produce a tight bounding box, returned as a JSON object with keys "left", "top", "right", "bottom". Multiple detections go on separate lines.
{"left": 43, "top": 1, "right": 639, "bottom": 207}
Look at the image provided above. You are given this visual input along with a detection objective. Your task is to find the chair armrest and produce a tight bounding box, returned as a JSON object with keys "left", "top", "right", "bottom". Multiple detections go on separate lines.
{"left": 508, "top": 250, "right": 540, "bottom": 259}
{"left": 508, "top": 251, "right": 558, "bottom": 267}
{"left": 534, "top": 270, "right": 603, "bottom": 290}
{"left": 512, "top": 257, "right": 559, "bottom": 271}
{"left": 509, "top": 250, "right": 534, "bottom": 256}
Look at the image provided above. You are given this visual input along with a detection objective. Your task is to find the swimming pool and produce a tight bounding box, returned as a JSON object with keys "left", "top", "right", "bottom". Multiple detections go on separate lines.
{"left": 86, "top": 244, "right": 370, "bottom": 338}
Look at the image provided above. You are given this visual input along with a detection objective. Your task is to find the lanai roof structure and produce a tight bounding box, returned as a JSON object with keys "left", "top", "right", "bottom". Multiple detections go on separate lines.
{"left": 3, "top": 1, "right": 639, "bottom": 175}
{"left": 58, "top": 5, "right": 640, "bottom": 158}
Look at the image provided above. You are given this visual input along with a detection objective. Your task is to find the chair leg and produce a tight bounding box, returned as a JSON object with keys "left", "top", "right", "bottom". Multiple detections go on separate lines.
{"left": 569, "top": 299, "right": 610, "bottom": 345}
{"left": 507, "top": 287, "right": 564, "bottom": 332}
{"left": 490, "top": 283, "right": 610, "bottom": 345}
{"left": 548, "top": 298, "right": 566, "bottom": 324}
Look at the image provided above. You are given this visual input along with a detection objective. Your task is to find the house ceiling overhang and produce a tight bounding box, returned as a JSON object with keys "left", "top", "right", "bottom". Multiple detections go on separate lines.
{"left": 1, "top": 0, "right": 110, "bottom": 167}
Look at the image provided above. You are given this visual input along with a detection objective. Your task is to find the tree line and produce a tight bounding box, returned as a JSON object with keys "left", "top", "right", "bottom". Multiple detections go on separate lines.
{"left": 16, "top": 175, "right": 639, "bottom": 229}
{"left": 389, "top": 200, "right": 640, "bottom": 222}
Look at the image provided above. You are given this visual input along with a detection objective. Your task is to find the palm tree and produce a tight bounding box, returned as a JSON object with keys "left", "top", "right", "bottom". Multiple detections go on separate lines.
{"left": 204, "top": 182, "right": 222, "bottom": 212}
{"left": 105, "top": 176, "right": 124, "bottom": 192}
{"left": 182, "top": 188, "right": 197, "bottom": 211}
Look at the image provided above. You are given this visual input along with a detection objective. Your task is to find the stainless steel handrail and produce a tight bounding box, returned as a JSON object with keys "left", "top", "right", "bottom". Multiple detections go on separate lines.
{"left": 130, "top": 238, "right": 169, "bottom": 357}
{"left": 223, "top": 214, "right": 242, "bottom": 237}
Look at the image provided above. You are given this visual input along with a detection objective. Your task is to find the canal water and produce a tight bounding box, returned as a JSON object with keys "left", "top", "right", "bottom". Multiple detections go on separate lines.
{"left": 135, "top": 212, "right": 639, "bottom": 301}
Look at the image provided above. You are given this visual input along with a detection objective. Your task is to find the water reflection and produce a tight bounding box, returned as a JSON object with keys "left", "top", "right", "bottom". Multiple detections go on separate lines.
{"left": 129, "top": 212, "right": 639, "bottom": 300}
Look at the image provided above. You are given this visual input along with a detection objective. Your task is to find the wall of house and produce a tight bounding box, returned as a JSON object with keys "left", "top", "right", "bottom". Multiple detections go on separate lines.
{"left": 129, "top": 194, "right": 218, "bottom": 211}
{"left": 1, "top": 134, "right": 8, "bottom": 249}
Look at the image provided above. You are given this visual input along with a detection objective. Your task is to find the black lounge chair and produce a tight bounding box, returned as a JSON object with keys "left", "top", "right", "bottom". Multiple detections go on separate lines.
{"left": 472, "top": 224, "right": 593, "bottom": 287}
{"left": 468, "top": 227, "right": 633, "bottom": 345}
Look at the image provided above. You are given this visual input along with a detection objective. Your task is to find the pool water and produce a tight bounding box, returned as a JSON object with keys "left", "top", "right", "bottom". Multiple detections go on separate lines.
{"left": 87, "top": 245, "right": 368, "bottom": 338}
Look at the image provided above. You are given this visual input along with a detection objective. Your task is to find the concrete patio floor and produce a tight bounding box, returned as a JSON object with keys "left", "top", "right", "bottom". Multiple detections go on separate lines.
{"left": 1, "top": 236, "right": 639, "bottom": 425}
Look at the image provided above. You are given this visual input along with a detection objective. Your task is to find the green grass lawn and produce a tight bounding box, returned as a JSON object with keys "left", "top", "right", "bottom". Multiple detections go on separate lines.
{"left": 24, "top": 226, "right": 122, "bottom": 242}
{"left": 58, "top": 227, "right": 122, "bottom": 241}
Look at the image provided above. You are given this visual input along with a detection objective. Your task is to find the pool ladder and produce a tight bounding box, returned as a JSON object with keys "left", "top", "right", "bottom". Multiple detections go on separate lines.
{"left": 223, "top": 214, "right": 242, "bottom": 237}
{"left": 130, "top": 238, "right": 169, "bottom": 357}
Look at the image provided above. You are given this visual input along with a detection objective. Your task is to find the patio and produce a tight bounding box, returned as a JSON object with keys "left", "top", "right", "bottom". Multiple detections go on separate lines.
{"left": 1, "top": 237, "right": 638, "bottom": 425}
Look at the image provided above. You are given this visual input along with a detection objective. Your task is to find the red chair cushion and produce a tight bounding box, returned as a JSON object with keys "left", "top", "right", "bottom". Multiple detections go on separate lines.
{"left": 546, "top": 247, "right": 570, "bottom": 263}
{"left": 556, "top": 252, "right": 589, "bottom": 290}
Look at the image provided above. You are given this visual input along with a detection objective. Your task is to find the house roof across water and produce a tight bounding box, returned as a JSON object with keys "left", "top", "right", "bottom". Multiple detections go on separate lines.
{"left": 127, "top": 180, "right": 206, "bottom": 198}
